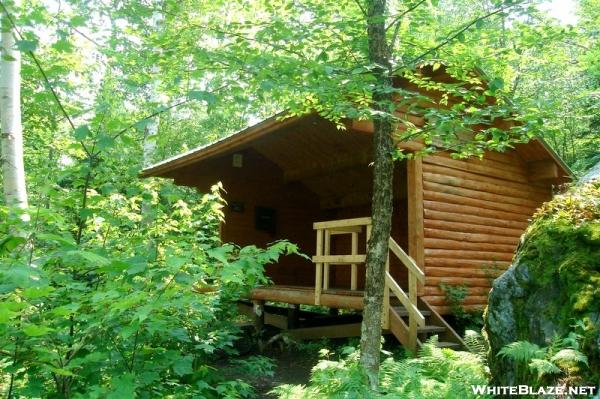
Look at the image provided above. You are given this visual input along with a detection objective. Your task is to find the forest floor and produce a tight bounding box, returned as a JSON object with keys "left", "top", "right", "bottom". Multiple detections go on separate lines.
{"left": 252, "top": 347, "right": 320, "bottom": 398}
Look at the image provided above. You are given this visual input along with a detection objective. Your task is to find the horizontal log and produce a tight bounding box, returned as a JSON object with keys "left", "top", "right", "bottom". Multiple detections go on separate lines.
{"left": 423, "top": 163, "right": 548, "bottom": 196}
{"left": 425, "top": 266, "right": 505, "bottom": 279}
{"left": 312, "top": 255, "right": 366, "bottom": 264}
{"left": 424, "top": 228, "right": 520, "bottom": 246}
{"left": 432, "top": 151, "right": 528, "bottom": 178}
{"left": 424, "top": 154, "right": 529, "bottom": 183}
{"left": 425, "top": 258, "right": 511, "bottom": 270}
{"left": 476, "top": 149, "right": 523, "bottom": 166}
{"left": 424, "top": 285, "right": 493, "bottom": 296}
{"left": 425, "top": 248, "right": 515, "bottom": 262}
{"left": 429, "top": 304, "right": 486, "bottom": 315}
{"left": 423, "top": 171, "right": 549, "bottom": 202}
{"left": 426, "top": 276, "right": 493, "bottom": 288}
{"left": 424, "top": 237, "right": 517, "bottom": 253}
{"left": 287, "top": 323, "right": 362, "bottom": 340}
{"left": 424, "top": 200, "right": 531, "bottom": 223}
{"left": 251, "top": 286, "right": 365, "bottom": 309}
{"left": 423, "top": 190, "right": 534, "bottom": 216}
{"left": 424, "top": 209, "right": 529, "bottom": 230}
{"left": 423, "top": 219, "right": 525, "bottom": 238}
{"left": 423, "top": 180, "right": 541, "bottom": 208}
{"left": 424, "top": 295, "right": 490, "bottom": 306}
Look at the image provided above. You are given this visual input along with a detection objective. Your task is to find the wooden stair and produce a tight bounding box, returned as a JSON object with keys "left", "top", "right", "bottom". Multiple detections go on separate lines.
{"left": 387, "top": 298, "right": 463, "bottom": 351}
{"left": 311, "top": 217, "right": 464, "bottom": 353}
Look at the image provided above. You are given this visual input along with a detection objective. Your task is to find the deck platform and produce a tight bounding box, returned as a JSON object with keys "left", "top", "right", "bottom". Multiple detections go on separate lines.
{"left": 251, "top": 285, "right": 365, "bottom": 309}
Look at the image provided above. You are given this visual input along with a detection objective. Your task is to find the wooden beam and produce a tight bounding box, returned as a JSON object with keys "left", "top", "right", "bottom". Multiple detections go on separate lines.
{"left": 286, "top": 323, "right": 362, "bottom": 340}
{"left": 312, "top": 255, "right": 366, "bottom": 264}
{"left": 313, "top": 217, "right": 372, "bottom": 230}
{"left": 527, "top": 160, "right": 559, "bottom": 181}
{"left": 349, "top": 119, "right": 424, "bottom": 151}
{"left": 408, "top": 157, "right": 425, "bottom": 295}
{"left": 284, "top": 152, "right": 371, "bottom": 182}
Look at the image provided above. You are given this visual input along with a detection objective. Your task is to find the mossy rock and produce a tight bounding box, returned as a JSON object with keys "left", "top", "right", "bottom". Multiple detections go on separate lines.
{"left": 484, "top": 180, "right": 600, "bottom": 384}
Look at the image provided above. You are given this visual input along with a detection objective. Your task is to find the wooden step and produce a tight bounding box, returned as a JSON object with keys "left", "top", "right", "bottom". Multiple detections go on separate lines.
{"left": 435, "top": 341, "right": 461, "bottom": 349}
{"left": 417, "top": 325, "right": 446, "bottom": 334}
{"left": 392, "top": 307, "right": 431, "bottom": 317}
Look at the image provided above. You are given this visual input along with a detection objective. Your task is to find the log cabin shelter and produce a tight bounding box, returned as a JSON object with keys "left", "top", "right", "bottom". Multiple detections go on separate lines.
{"left": 141, "top": 69, "right": 572, "bottom": 351}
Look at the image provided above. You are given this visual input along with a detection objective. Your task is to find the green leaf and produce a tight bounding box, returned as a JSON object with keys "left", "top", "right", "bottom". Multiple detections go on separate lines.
{"left": 15, "top": 39, "right": 37, "bottom": 52}
{"left": 173, "top": 355, "right": 193, "bottom": 376}
{"left": 166, "top": 256, "right": 186, "bottom": 268}
{"left": 107, "top": 373, "right": 136, "bottom": 399}
{"left": 37, "top": 233, "right": 76, "bottom": 248}
{"left": 22, "top": 286, "right": 55, "bottom": 299}
{"left": 68, "top": 250, "right": 110, "bottom": 266}
{"left": 23, "top": 324, "right": 54, "bottom": 337}
{"left": 188, "top": 90, "right": 217, "bottom": 104}
{"left": 0, "top": 235, "right": 26, "bottom": 255}
{"left": 52, "top": 39, "right": 74, "bottom": 52}
{"left": 69, "top": 15, "right": 87, "bottom": 27}
{"left": 74, "top": 125, "right": 91, "bottom": 140}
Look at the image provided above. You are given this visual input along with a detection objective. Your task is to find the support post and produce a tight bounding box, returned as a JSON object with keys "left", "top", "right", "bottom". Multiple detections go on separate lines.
{"left": 315, "top": 229, "right": 324, "bottom": 305}
{"left": 407, "top": 157, "right": 425, "bottom": 295}
{"left": 252, "top": 300, "right": 265, "bottom": 334}
{"left": 408, "top": 273, "right": 418, "bottom": 353}
{"left": 350, "top": 231, "right": 358, "bottom": 290}
{"left": 287, "top": 304, "right": 300, "bottom": 329}
{"left": 323, "top": 229, "right": 331, "bottom": 290}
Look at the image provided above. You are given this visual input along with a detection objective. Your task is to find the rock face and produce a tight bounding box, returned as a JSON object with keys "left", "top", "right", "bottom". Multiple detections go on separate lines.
{"left": 484, "top": 178, "right": 600, "bottom": 385}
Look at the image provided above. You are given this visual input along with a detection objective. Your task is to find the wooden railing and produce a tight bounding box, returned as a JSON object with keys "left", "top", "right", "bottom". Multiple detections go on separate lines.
{"left": 312, "top": 217, "right": 426, "bottom": 351}
{"left": 386, "top": 236, "right": 425, "bottom": 350}
{"left": 312, "top": 217, "right": 372, "bottom": 305}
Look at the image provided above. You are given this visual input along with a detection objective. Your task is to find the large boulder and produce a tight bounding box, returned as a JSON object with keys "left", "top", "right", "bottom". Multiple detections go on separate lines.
{"left": 484, "top": 177, "right": 600, "bottom": 385}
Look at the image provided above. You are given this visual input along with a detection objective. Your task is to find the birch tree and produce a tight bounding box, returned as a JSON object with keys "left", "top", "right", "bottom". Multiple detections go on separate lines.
{"left": 0, "top": 0, "right": 27, "bottom": 209}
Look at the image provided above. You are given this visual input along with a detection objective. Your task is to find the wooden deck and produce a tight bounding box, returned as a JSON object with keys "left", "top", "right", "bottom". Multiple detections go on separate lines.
{"left": 247, "top": 283, "right": 464, "bottom": 351}
{"left": 251, "top": 285, "right": 365, "bottom": 309}
{"left": 243, "top": 217, "right": 464, "bottom": 352}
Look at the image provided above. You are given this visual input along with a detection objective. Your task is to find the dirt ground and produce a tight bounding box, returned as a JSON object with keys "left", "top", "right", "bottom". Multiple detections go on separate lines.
{"left": 252, "top": 348, "right": 320, "bottom": 398}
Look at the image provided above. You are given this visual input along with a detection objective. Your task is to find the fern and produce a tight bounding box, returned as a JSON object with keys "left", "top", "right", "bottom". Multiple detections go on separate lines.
{"left": 550, "top": 348, "right": 588, "bottom": 368}
{"left": 529, "top": 358, "right": 562, "bottom": 380}
{"left": 498, "top": 341, "right": 545, "bottom": 363}
{"left": 463, "top": 330, "right": 488, "bottom": 364}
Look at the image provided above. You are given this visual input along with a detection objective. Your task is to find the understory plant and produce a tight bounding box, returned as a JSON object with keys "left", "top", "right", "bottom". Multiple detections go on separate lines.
{"left": 497, "top": 325, "right": 590, "bottom": 387}
{"left": 440, "top": 283, "right": 484, "bottom": 335}
{"left": 0, "top": 182, "right": 298, "bottom": 398}
{"left": 272, "top": 337, "right": 490, "bottom": 399}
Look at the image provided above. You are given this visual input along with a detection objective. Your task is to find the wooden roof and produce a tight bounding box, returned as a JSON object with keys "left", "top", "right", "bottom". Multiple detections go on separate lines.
{"left": 141, "top": 65, "right": 572, "bottom": 183}
{"left": 141, "top": 111, "right": 571, "bottom": 184}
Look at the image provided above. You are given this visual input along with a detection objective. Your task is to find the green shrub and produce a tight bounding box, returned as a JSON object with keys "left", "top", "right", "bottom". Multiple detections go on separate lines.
{"left": 0, "top": 183, "right": 297, "bottom": 398}
{"left": 271, "top": 338, "right": 491, "bottom": 399}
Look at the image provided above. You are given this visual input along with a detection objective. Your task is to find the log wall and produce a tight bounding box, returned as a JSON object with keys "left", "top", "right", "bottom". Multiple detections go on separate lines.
{"left": 420, "top": 150, "right": 552, "bottom": 314}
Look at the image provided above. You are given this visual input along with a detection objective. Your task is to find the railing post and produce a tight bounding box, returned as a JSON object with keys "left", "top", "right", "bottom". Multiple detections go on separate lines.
{"left": 382, "top": 254, "right": 390, "bottom": 329}
{"left": 408, "top": 273, "right": 418, "bottom": 352}
{"left": 323, "top": 229, "right": 331, "bottom": 290}
{"left": 350, "top": 232, "right": 358, "bottom": 290}
{"left": 315, "top": 228, "right": 323, "bottom": 305}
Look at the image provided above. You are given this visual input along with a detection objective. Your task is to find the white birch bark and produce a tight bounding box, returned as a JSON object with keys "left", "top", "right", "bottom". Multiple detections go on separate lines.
{"left": 0, "top": 0, "right": 28, "bottom": 209}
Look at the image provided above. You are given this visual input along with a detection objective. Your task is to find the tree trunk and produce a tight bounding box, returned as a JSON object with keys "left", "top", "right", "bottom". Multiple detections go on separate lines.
{"left": 1, "top": 0, "right": 28, "bottom": 210}
{"left": 359, "top": 0, "right": 394, "bottom": 389}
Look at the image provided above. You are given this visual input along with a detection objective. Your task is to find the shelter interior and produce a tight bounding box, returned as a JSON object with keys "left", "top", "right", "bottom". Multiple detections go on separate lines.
{"left": 167, "top": 115, "right": 412, "bottom": 291}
